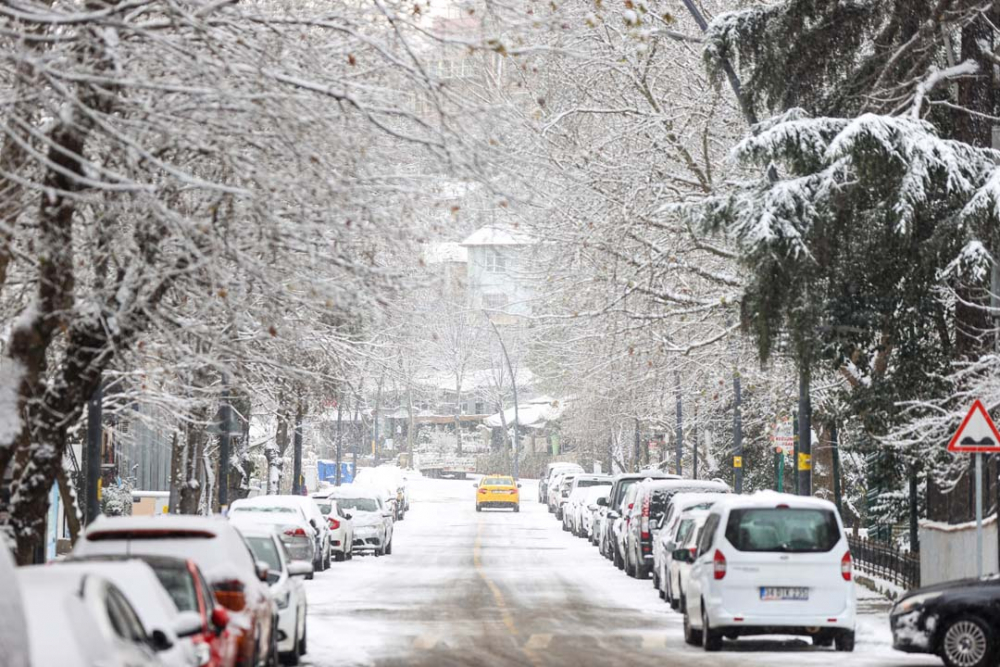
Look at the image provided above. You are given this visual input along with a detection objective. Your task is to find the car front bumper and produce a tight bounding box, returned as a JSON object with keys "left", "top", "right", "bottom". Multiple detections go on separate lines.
{"left": 889, "top": 610, "right": 935, "bottom": 653}
{"left": 276, "top": 604, "right": 299, "bottom": 654}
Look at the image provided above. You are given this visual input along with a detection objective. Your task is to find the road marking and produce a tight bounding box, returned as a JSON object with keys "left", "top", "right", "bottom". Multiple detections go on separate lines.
{"left": 413, "top": 634, "right": 443, "bottom": 650}
{"left": 473, "top": 518, "right": 544, "bottom": 667}
{"left": 524, "top": 634, "right": 553, "bottom": 650}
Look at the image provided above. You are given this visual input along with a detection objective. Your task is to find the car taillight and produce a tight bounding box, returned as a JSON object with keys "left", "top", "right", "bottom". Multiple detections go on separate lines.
{"left": 479, "top": 488, "right": 488, "bottom": 495}
{"left": 713, "top": 549, "right": 727, "bottom": 580}
{"left": 841, "top": 551, "right": 852, "bottom": 581}
{"left": 641, "top": 495, "right": 650, "bottom": 538}
{"left": 284, "top": 526, "right": 307, "bottom": 537}
{"left": 689, "top": 547, "right": 697, "bottom": 558}
{"left": 213, "top": 580, "right": 246, "bottom": 612}
{"left": 328, "top": 517, "right": 341, "bottom": 530}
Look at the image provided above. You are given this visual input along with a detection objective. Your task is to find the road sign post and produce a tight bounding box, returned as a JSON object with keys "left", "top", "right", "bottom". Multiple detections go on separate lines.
{"left": 947, "top": 399, "right": 1000, "bottom": 578}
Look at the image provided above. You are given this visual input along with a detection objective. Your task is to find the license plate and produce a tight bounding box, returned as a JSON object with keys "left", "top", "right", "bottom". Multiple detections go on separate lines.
{"left": 760, "top": 587, "right": 809, "bottom": 601}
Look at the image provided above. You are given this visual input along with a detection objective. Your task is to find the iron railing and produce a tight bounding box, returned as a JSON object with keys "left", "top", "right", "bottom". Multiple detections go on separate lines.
{"left": 848, "top": 535, "right": 920, "bottom": 591}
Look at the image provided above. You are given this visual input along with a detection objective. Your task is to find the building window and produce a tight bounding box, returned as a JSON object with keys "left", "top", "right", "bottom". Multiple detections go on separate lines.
{"left": 484, "top": 249, "right": 506, "bottom": 273}
{"left": 483, "top": 293, "right": 508, "bottom": 310}
{"left": 475, "top": 402, "right": 484, "bottom": 414}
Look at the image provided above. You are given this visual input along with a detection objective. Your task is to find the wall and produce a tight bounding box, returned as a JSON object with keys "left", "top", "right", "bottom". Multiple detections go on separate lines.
{"left": 919, "top": 514, "right": 998, "bottom": 586}
{"left": 466, "top": 245, "right": 534, "bottom": 316}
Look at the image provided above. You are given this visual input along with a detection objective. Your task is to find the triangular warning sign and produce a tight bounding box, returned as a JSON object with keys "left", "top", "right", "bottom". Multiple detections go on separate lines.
{"left": 948, "top": 399, "right": 1000, "bottom": 453}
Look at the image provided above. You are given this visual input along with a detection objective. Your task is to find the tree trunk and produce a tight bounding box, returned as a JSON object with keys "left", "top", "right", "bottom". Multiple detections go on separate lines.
{"left": 454, "top": 374, "right": 463, "bottom": 456}
{"left": 178, "top": 419, "right": 203, "bottom": 515}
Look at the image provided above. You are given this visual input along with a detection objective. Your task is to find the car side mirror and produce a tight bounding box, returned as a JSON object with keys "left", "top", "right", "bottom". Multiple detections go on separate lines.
{"left": 343, "top": 512, "right": 353, "bottom": 520}
{"left": 517, "top": 482, "right": 522, "bottom": 488}
{"left": 254, "top": 560, "right": 270, "bottom": 582}
{"left": 382, "top": 511, "right": 393, "bottom": 518}
{"left": 672, "top": 548, "right": 694, "bottom": 564}
{"left": 607, "top": 511, "right": 619, "bottom": 520}
{"left": 472, "top": 482, "right": 479, "bottom": 488}
{"left": 596, "top": 497, "right": 608, "bottom": 507}
{"left": 210, "top": 606, "right": 230, "bottom": 633}
{"left": 288, "top": 560, "right": 314, "bottom": 578}
{"left": 149, "top": 629, "right": 174, "bottom": 652}
{"left": 173, "top": 611, "right": 204, "bottom": 639}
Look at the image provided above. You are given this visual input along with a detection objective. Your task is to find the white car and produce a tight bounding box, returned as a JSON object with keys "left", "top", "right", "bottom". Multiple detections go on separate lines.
{"left": 539, "top": 462, "right": 584, "bottom": 503}
{"left": 229, "top": 502, "right": 318, "bottom": 577}
{"left": 310, "top": 492, "right": 355, "bottom": 561}
{"left": 653, "top": 492, "right": 729, "bottom": 603}
{"left": 329, "top": 486, "right": 394, "bottom": 556}
{"left": 230, "top": 495, "right": 331, "bottom": 572}
{"left": 663, "top": 509, "right": 711, "bottom": 610}
{"left": 18, "top": 567, "right": 167, "bottom": 667}
{"left": 355, "top": 466, "right": 409, "bottom": 518}
{"left": 579, "top": 485, "right": 611, "bottom": 539}
{"left": 237, "top": 525, "right": 312, "bottom": 664}
{"left": 49, "top": 560, "right": 203, "bottom": 667}
{"left": 682, "top": 492, "right": 856, "bottom": 652}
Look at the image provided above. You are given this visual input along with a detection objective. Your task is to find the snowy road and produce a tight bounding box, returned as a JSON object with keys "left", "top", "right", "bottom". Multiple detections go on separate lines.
{"left": 301, "top": 477, "right": 941, "bottom": 667}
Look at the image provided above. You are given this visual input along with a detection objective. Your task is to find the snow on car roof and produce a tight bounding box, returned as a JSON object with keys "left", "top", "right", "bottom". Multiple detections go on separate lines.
{"left": 18, "top": 568, "right": 108, "bottom": 667}
{"left": 328, "top": 485, "right": 381, "bottom": 499}
{"left": 709, "top": 490, "right": 839, "bottom": 512}
{"left": 640, "top": 479, "right": 730, "bottom": 492}
{"left": 85, "top": 513, "right": 229, "bottom": 535}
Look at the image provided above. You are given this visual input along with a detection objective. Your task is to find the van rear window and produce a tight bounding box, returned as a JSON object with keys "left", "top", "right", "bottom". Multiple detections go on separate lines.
{"left": 725, "top": 508, "right": 840, "bottom": 553}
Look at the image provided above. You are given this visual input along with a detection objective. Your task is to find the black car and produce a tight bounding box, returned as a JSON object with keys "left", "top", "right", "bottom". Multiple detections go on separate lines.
{"left": 597, "top": 470, "right": 678, "bottom": 566}
{"left": 890, "top": 574, "right": 1000, "bottom": 667}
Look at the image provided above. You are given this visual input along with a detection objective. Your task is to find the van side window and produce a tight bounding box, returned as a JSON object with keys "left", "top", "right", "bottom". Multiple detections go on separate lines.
{"left": 697, "top": 514, "right": 720, "bottom": 556}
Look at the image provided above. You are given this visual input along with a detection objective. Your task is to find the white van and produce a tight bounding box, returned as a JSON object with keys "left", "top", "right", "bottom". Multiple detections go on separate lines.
{"left": 681, "top": 491, "right": 856, "bottom": 652}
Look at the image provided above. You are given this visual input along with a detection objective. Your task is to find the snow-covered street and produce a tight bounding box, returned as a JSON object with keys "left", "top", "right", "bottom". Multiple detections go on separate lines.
{"left": 301, "top": 478, "right": 939, "bottom": 667}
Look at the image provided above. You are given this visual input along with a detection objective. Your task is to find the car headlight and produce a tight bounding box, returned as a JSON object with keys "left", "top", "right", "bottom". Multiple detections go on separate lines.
{"left": 195, "top": 642, "right": 212, "bottom": 667}
{"left": 276, "top": 588, "right": 291, "bottom": 609}
{"left": 891, "top": 592, "right": 942, "bottom": 616}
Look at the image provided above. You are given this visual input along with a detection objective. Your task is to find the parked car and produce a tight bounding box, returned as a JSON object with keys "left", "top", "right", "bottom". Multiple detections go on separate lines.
{"left": 310, "top": 492, "right": 355, "bottom": 561}
{"left": 229, "top": 503, "right": 318, "bottom": 577}
{"left": 539, "top": 462, "right": 584, "bottom": 503}
{"left": 73, "top": 515, "right": 277, "bottom": 667}
{"left": 67, "top": 554, "right": 240, "bottom": 667}
{"left": 890, "top": 574, "right": 1000, "bottom": 667}
{"left": 623, "top": 479, "right": 730, "bottom": 580}
{"left": 681, "top": 492, "right": 856, "bottom": 652}
{"left": 563, "top": 480, "right": 611, "bottom": 534}
{"left": 553, "top": 473, "right": 596, "bottom": 519}
{"left": 597, "top": 471, "right": 678, "bottom": 563}
{"left": 475, "top": 474, "right": 521, "bottom": 512}
{"left": 236, "top": 525, "right": 312, "bottom": 665}
{"left": 329, "top": 486, "right": 394, "bottom": 556}
{"left": 51, "top": 560, "right": 202, "bottom": 667}
{"left": 355, "top": 466, "right": 408, "bottom": 520}
{"left": 18, "top": 567, "right": 166, "bottom": 667}
{"left": 663, "top": 509, "right": 711, "bottom": 611}
{"left": 230, "top": 496, "right": 331, "bottom": 572}
{"left": 582, "top": 486, "right": 611, "bottom": 543}
{"left": 653, "top": 492, "right": 729, "bottom": 604}
{"left": 0, "top": 534, "right": 30, "bottom": 667}
{"left": 547, "top": 472, "right": 577, "bottom": 514}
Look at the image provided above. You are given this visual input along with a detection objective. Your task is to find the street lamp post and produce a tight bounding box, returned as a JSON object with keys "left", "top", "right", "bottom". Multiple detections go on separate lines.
{"left": 486, "top": 314, "right": 519, "bottom": 479}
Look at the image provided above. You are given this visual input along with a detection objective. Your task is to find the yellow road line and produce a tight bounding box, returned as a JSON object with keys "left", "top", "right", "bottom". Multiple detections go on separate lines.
{"left": 474, "top": 518, "right": 544, "bottom": 666}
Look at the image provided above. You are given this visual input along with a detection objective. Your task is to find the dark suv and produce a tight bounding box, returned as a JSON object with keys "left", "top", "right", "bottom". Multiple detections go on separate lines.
{"left": 598, "top": 471, "right": 678, "bottom": 567}
{"left": 622, "top": 479, "right": 730, "bottom": 579}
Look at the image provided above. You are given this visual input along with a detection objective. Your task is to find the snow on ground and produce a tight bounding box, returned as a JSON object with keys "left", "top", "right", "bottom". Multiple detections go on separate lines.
{"left": 300, "top": 477, "right": 941, "bottom": 667}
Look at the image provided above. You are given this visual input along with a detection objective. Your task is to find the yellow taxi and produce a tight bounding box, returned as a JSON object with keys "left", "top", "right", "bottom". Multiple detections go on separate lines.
{"left": 475, "top": 475, "right": 521, "bottom": 512}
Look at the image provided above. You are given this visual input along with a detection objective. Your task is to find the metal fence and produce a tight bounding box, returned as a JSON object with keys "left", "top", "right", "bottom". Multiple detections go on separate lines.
{"left": 848, "top": 535, "right": 920, "bottom": 591}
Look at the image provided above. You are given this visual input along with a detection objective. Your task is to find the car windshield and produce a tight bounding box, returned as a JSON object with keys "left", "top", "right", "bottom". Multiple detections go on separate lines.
{"left": 725, "top": 508, "right": 841, "bottom": 553}
{"left": 313, "top": 500, "right": 333, "bottom": 514}
{"left": 336, "top": 497, "right": 379, "bottom": 512}
{"left": 575, "top": 479, "right": 606, "bottom": 488}
{"left": 245, "top": 536, "right": 282, "bottom": 573}
{"left": 148, "top": 562, "right": 198, "bottom": 613}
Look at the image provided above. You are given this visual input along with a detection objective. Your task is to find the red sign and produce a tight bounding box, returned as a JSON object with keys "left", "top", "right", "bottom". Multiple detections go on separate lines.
{"left": 947, "top": 399, "right": 1000, "bottom": 453}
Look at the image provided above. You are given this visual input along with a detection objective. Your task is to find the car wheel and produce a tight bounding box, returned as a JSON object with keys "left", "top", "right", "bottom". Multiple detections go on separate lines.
{"left": 835, "top": 630, "right": 856, "bottom": 653}
{"left": 280, "top": 613, "right": 300, "bottom": 665}
{"left": 335, "top": 550, "right": 346, "bottom": 562}
{"left": 267, "top": 619, "right": 280, "bottom": 667}
{"left": 385, "top": 540, "right": 393, "bottom": 555}
{"left": 812, "top": 634, "right": 834, "bottom": 648}
{"left": 683, "top": 605, "right": 701, "bottom": 646}
{"left": 652, "top": 568, "right": 660, "bottom": 590}
{"left": 702, "top": 605, "right": 723, "bottom": 652}
{"left": 476, "top": 504, "right": 482, "bottom": 512}
{"left": 324, "top": 544, "right": 332, "bottom": 570}
{"left": 513, "top": 505, "right": 520, "bottom": 513}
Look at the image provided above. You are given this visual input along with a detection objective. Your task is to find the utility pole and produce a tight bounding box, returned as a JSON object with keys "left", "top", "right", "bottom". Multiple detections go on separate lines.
{"left": 792, "top": 410, "right": 800, "bottom": 495}
{"left": 798, "top": 368, "right": 812, "bottom": 496}
{"left": 733, "top": 366, "right": 743, "bottom": 494}
{"left": 85, "top": 381, "right": 103, "bottom": 525}
{"left": 218, "top": 376, "right": 231, "bottom": 510}
{"left": 692, "top": 403, "right": 699, "bottom": 480}
{"left": 675, "top": 370, "right": 683, "bottom": 477}
{"left": 634, "top": 418, "right": 641, "bottom": 472}
{"left": 335, "top": 396, "right": 343, "bottom": 486}
{"left": 486, "top": 315, "right": 519, "bottom": 479}
{"left": 292, "top": 403, "right": 304, "bottom": 495}
{"left": 831, "top": 421, "right": 842, "bottom": 515}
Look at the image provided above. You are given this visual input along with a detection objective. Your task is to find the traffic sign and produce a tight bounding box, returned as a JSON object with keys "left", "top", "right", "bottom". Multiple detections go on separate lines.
{"left": 947, "top": 399, "right": 1000, "bottom": 453}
